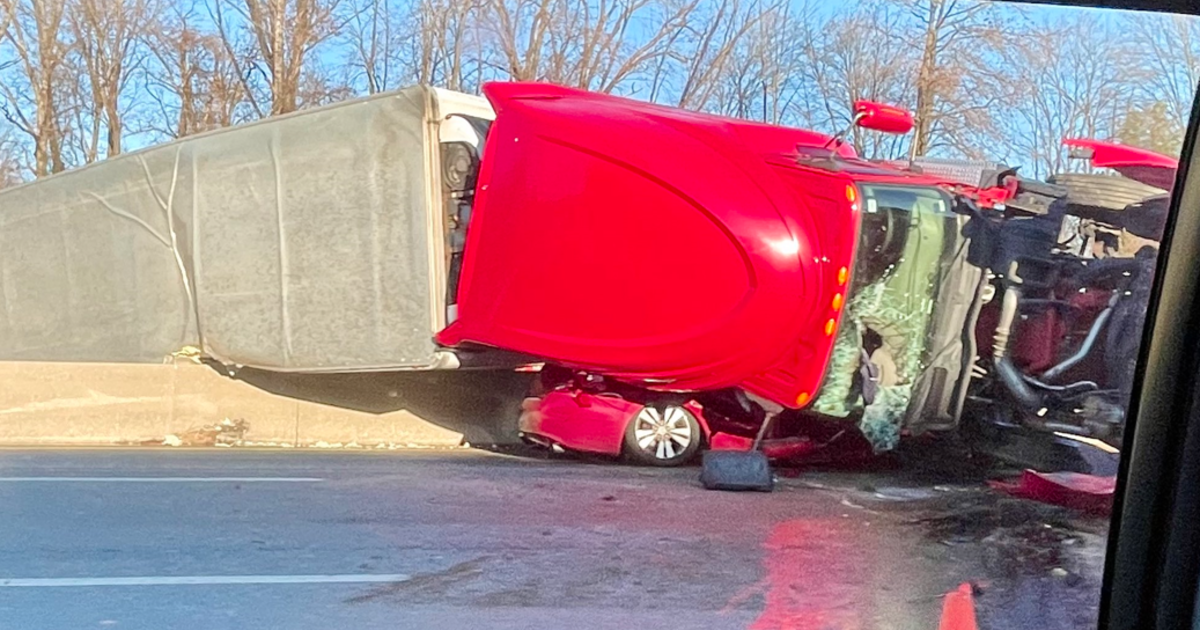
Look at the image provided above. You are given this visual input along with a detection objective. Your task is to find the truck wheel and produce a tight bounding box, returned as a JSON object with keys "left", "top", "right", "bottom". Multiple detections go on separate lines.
{"left": 623, "top": 404, "right": 701, "bottom": 467}
{"left": 1049, "top": 172, "right": 1165, "bottom": 211}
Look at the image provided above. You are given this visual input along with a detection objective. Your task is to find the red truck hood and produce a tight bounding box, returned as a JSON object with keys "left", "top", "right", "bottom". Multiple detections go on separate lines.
{"left": 437, "top": 82, "right": 862, "bottom": 408}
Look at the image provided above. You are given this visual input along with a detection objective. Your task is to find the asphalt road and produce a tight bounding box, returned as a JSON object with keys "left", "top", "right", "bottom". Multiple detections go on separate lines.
{"left": 0, "top": 448, "right": 1109, "bottom": 630}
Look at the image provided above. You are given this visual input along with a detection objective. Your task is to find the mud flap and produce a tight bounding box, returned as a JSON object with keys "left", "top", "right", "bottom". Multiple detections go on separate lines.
{"left": 700, "top": 450, "right": 774, "bottom": 492}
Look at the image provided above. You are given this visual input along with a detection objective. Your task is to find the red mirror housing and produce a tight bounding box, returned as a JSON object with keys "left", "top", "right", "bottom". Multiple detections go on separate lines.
{"left": 1063, "top": 138, "right": 1178, "bottom": 190}
{"left": 853, "top": 101, "right": 914, "bottom": 135}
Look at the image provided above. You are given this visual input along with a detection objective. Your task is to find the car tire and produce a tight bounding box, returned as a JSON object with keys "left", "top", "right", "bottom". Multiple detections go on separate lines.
{"left": 622, "top": 404, "right": 702, "bottom": 467}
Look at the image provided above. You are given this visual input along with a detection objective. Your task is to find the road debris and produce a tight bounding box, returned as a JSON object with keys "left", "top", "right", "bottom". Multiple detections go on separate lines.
{"left": 168, "top": 418, "right": 250, "bottom": 447}
{"left": 991, "top": 471, "right": 1115, "bottom": 514}
{"left": 166, "top": 345, "right": 205, "bottom": 364}
{"left": 938, "top": 583, "right": 978, "bottom": 630}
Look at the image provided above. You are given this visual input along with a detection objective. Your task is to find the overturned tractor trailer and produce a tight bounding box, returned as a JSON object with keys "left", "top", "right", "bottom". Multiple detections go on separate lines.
{"left": 0, "top": 81, "right": 882, "bottom": 407}
{"left": 0, "top": 86, "right": 498, "bottom": 372}
{"left": 0, "top": 81, "right": 947, "bottom": 473}
{"left": 0, "top": 81, "right": 1171, "bottom": 479}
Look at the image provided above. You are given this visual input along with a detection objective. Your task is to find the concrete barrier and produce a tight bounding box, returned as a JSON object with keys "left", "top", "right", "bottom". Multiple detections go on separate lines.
{"left": 0, "top": 361, "right": 532, "bottom": 447}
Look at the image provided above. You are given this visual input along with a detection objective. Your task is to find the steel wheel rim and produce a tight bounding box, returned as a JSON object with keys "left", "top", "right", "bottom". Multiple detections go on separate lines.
{"left": 632, "top": 406, "right": 693, "bottom": 460}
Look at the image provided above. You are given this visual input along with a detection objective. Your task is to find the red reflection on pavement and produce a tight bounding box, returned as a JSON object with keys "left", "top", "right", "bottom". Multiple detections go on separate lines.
{"left": 748, "top": 518, "right": 865, "bottom": 630}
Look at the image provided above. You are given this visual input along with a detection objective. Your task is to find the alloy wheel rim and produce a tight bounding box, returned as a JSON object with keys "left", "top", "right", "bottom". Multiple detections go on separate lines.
{"left": 632, "top": 406, "right": 693, "bottom": 460}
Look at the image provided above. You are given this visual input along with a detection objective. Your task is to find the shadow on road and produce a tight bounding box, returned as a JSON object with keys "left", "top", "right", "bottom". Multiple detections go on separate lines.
{"left": 229, "top": 366, "right": 536, "bottom": 446}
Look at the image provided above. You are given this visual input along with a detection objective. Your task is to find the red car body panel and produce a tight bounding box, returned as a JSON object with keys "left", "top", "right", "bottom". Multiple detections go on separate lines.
{"left": 437, "top": 82, "right": 867, "bottom": 408}
{"left": 1064, "top": 138, "right": 1179, "bottom": 190}
{"left": 709, "top": 432, "right": 823, "bottom": 460}
{"left": 518, "top": 391, "right": 711, "bottom": 456}
{"left": 517, "top": 392, "right": 637, "bottom": 455}
{"left": 517, "top": 391, "right": 821, "bottom": 459}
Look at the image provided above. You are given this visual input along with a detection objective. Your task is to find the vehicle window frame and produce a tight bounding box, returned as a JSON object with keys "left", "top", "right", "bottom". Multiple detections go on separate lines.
{"left": 1059, "top": 0, "right": 1200, "bottom": 626}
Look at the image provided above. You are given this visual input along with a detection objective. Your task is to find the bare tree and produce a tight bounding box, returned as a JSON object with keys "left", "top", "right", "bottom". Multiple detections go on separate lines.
{"left": 212, "top": 0, "right": 343, "bottom": 116}
{"left": 0, "top": 125, "right": 23, "bottom": 187}
{"left": 480, "top": 0, "right": 697, "bottom": 93}
{"left": 671, "top": 0, "right": 773, "bottom": 111}
{"left": 716, "top": 2, "right": 809, "bottom": 124}
{"left": 1116, "top": 101, "right": 1184, "bottom": 157}
{"left": 148, "top": 11, "right": 207, "bottom": 137}
{"left": 792, "top": 2, "right": 915, "bottom": 159}
{"left": 147, "top": 8, "right": 250, "bottom": 138}
{"left": 295, "top": 64, "right": 354, "bottom": 106}
{"left": 343, "top": 0, "right": 406, "bottom": 93}
{"left": 414, "top": 0, "right": 482, "bottom": 91}
{"left": 994, "top": 15, "right": 1137, "bottom": 178}
{"left": 1131, "top": 13, "right": 1200, "bottom": 132}
{"left": 69, "top": 0, "right": 157, "bottom": 160}
{"left": 0, "top": 0, "right": 73, "bottom": 176}
{"left": 896, "top": 0, "right": 999, "bottom": 158}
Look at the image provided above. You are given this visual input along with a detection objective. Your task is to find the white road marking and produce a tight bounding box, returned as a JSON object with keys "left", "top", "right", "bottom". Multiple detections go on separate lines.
{"left": 0, "top": 574, "right": 411, "bottom": 587}
{"left": 0, "top": 477, "right": 323, "bottom": 482}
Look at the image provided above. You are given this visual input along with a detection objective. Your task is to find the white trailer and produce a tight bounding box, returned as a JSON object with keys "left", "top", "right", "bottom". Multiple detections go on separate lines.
{"left": 0, "top": 86, "right": 494, "bottom": 372}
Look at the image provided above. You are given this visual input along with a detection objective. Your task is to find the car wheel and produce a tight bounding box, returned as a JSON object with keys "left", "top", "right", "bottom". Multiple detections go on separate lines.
{"left": 623, "top": 404, "right": 702, "bottom": 467}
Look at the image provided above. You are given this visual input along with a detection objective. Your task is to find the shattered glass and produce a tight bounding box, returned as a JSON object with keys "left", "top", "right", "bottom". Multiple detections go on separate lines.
{"left": 813, "top": 185, "right": 956, "bottom": 451}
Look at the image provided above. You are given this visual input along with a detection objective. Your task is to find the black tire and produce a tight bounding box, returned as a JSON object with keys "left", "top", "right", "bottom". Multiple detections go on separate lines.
{"left": 1049, "top": 173, "right": 1164, "bottom": 212}
{"left": 622, "top": 404, "right": 702, "bottom": 467}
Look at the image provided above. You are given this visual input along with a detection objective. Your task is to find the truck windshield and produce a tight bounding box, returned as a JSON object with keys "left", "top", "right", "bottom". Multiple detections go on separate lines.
{"left": 855, "top": 184, "right": 952, "bottom": 287}
{"left": 812, "top": 182, "right": 960, "bottom": 426}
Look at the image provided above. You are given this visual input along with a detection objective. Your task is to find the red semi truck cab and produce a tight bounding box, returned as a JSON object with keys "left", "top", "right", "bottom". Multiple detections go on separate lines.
{"left": 436, "top": 82, "right": 932, "bottom": 410}
{"left": 437, "top": 82, "right": 1173, "bottom": 470}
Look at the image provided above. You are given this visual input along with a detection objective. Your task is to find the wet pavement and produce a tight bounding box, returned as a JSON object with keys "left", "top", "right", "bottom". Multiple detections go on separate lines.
{"left": 0, "top": 448, "right": 1109, "bottom": 629}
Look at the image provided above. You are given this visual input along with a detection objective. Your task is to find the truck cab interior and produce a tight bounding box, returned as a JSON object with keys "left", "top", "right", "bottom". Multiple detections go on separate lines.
{"left": 438, "top": 113, "right": 491, "bottom": 326}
